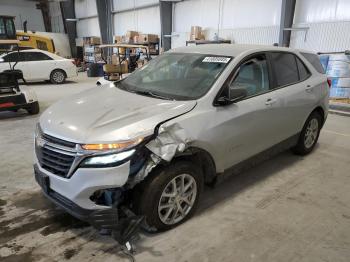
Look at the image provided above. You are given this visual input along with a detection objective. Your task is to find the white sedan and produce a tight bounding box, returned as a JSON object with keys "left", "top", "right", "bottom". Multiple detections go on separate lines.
{"left": 0, "top": 49, "right": 77, "bottom": 84}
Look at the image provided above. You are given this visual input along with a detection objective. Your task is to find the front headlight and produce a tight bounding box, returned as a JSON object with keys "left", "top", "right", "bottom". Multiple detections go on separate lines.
{"left": 80, "top": 149, "right": 136, "bottom": 167}
{"left": 81, "top": 137, "right": 144, "bottom": 151}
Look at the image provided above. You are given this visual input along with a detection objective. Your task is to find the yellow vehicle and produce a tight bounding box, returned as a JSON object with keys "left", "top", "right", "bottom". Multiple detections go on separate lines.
{"left": 1, "top": 16, "right": 55, "bottom": 53}
{"left": 16, "top": 31, "right": 55, "bottom": 53}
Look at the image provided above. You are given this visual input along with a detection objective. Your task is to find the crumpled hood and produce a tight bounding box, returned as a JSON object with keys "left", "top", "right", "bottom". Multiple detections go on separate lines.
{"left": 40, "top": 86, "right": 196, "bottom": 143}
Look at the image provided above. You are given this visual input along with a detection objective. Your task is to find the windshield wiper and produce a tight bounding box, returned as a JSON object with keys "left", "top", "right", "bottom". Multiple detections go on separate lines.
{"left": 134, "top": 90, "right": 173, "bottom": 100}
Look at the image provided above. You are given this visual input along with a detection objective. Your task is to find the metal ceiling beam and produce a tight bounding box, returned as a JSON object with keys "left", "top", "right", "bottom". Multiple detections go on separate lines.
{"left": 279, "top": 0, "right": 296, "bottom": 47}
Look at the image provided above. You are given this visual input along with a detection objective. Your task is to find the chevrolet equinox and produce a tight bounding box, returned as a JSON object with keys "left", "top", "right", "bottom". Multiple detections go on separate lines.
{"left": 34, "top": 44, "right": 329, "bottom": 236}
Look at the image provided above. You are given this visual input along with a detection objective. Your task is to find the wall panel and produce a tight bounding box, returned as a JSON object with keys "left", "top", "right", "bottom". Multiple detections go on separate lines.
{"left": 76, "top": 17, "right": 100, "bottom": 37}
{"left": 113, "top": 0, "right": 158, "bottom": 11}
{"left": 113, "top": 6, "right": 160, "bottom": 36}
{"left": 75, "top": 0, "right": 97, "bottom": 18}
{"left": 290, "top": 21, "right": 350, "bottom": 52}
{"left": 294, "top": 0, "right": 350, "bottom": 23}
{"left": 0, "top": 0, "right": 45, "bottom": 31}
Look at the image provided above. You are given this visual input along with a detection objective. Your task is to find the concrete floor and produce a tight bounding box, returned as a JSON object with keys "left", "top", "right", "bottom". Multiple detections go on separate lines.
{"left": 0, "top": 74, "right": 349, "bottom": 262}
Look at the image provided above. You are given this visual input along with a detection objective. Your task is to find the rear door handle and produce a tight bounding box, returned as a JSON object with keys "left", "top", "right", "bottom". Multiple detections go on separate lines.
{"left": 305, "top": 85, "right": 313, "bottom": 92}
{"left": 265, "top": 98, "right": 277, "bottom": 105}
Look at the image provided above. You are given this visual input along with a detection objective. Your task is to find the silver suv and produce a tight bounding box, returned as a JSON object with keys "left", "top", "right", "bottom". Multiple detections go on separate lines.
{"left": 34, "top": 44, "right": 329, "bottom": 236}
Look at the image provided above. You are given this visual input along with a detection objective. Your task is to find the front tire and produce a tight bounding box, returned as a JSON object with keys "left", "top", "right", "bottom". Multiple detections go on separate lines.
{"left": 292, "top": 111, "right": 322, "bottom": 155}
{"left": 50, "top": 69, "right": 66, "bottom": 84}
{"left": 135, "top": 161, "right": 203, "bottom": 232}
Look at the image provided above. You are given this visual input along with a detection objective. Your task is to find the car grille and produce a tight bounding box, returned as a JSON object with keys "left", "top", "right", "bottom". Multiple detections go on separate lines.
{"left": 36, "top": 134, "right": 77, "bottom": 178}
{"left": 42, "top": 133, "right": 76, "bottom": 149}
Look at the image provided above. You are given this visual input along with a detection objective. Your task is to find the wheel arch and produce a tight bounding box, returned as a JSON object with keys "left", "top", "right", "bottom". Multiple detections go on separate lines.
{"left": 312, "top": 106, "right": 325, "bottom": 127}
{"left": 173, "top": 147, "right": 217, "bottom": 185}
{"left": 50, "top": 68, "right": 67, "bottom": 78}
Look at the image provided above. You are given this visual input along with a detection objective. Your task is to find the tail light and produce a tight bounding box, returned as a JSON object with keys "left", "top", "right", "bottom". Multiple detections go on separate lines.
{"left": 0, "top": 102, "right": 15, "bottom": 108}
{"left": 327, "top": 78, "right": 332, "bottom": 88}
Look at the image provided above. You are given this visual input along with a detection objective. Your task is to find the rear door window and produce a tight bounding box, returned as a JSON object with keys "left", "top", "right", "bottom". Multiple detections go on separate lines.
{"left": 270, "top": 52, "right": 299, "bottom": 87}
{"left": 300, "top": 52, "right": 325, "bottom": 74}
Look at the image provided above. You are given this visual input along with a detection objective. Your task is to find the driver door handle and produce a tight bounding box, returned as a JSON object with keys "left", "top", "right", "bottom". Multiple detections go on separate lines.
{"left": 265, "top": 98, "right": 277, "bottom": 106}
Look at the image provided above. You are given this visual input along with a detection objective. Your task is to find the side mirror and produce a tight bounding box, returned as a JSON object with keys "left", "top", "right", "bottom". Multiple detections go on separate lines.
{"left": 216, "top": 85, "right": 248, "bottom": 106}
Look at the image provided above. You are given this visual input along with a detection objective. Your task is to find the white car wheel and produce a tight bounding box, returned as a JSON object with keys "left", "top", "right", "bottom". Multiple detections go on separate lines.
{"left": 50, "top": 70, "right": 66, "bottom": 84}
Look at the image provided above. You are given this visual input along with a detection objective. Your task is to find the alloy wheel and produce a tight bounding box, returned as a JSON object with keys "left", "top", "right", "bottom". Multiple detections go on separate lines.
{"left": 52, "top": 71, "right": 65, "bottom": 83}
{"left": 158, "top": 174, "right": 197, "bottom": 225}
{"left": 304, "top": 118, "right": 319, "bottom": 149}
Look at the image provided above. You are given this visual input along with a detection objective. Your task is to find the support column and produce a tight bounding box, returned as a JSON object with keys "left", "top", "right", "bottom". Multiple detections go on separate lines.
{"left": 279, "top": 0, "right": 296, "bottom": 47}
{"left": 96, "top": 0, "right": 114, "bottom": 45}
{"left": 60, "top": 0, "right": 77, "bottom": 57}
{"left": 160, "top": 1, "right": 172, "bottom": 51}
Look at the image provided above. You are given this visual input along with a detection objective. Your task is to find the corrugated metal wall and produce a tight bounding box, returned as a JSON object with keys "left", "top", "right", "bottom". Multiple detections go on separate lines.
{"left": 290, "top": 21, "right": 350, "bottom": 53}
{"left": 113, "top": 0, "right": 160, "bottom": 36}
{"left": 172, "top": 0, "right": 281, "bottom": 48}
{"left": 49, "top": 1, "right": 65, "bottom": 33}
{"left": 0, "top": 0, "right": 45, "bottom": 32}
{"left": 290, "top": 0, "right": 350, "bottom": 52}
{"left": 71, "top": 0, "right": 350, "bottom": 52}
{"left": 75, "top": 0, "right": 100, "bottom": 37}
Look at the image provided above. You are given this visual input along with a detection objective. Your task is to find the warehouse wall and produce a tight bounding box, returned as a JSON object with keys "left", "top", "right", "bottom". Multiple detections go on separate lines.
{"left": 172, "top": 0, "right": 282, "bottom": 48}
{"left": 113, "top": 0, "right": 160, "bottom": 36}
{"left": 0, "top": 0, "right": 45, "bottom": 32}
{"left": 290, "top": 0, "right": 350, "bottom": 52}
{"left": 75, "top": 0, "right": 100, "bottom": 37}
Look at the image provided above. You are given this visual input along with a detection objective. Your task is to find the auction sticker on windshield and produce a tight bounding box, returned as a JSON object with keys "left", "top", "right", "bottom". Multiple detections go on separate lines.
{"left": 202, "top": 57, "right": 231, "bottom": 63}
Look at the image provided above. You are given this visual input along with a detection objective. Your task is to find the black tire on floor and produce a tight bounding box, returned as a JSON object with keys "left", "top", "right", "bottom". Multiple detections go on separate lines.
{"left": 292, "top": 111, "right": 322, "bottom": 155}
{"left": 27, "top": 101, "right": 40, "bottom": 115}
{"left": 134, "top": 161, "right": 203, "bottom": 232}
{"left": 50, "top": 69, "right": 66, "bottom": 84}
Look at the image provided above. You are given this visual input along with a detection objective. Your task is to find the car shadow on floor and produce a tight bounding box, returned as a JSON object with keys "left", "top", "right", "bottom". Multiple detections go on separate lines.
{"left": 22, "top": 80, "right": 77, "bottom": 86}
{"left": 196, "top": 150, "right": 303, "bottom": 215}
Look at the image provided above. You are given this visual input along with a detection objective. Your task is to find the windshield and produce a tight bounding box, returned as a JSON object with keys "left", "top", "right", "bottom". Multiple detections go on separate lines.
{"left": 116, "top": 53, "right": 232, "bottom": 100}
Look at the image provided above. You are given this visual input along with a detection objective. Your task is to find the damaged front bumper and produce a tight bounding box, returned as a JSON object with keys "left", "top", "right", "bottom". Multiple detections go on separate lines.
{"left": 34, "top": 163, "right": 119, "bottom": 229}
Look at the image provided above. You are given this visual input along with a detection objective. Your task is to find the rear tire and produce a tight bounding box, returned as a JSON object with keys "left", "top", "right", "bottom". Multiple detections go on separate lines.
{"left": 135, "top": 161, "right": 203, "bottom": 232}
{"left": 292, "top": 111, "right": 322, "bottom": 155}
{"left": 50, "top": 69, "right": 66, "bottom": 84}
{"left": 27, "top": 101, "right": 40, "bottom": 115}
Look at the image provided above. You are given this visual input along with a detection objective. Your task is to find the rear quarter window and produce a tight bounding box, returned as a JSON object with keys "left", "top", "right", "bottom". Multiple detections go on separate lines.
{"left": 300, "top": 52, "right": 325, "bottom": 74}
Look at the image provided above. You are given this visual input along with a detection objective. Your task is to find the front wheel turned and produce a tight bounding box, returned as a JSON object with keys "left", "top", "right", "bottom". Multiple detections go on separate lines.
{"left": 135, "top": 161, "right": 203, "bottom": 232}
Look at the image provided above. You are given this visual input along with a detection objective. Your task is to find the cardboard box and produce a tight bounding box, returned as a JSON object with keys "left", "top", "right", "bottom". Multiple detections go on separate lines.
{"left": 103, "top": 61, "right": 128, "bottom": 74}
{"left": 139, "top": 34, "right": 159, "bottom": 43}
{"left": 190, "top": 26, "right": 202, "bottom": 40}
{"left": 83, "top": 37, "right": 101, "bottom": 45}
{"left": 111, "top": 54, "right": 120, "bottom": 65}
{"left": 126, "top": 31, "right": 139, "bottom": 38}
{"left": 114, "top": 36, "right": 122, "bottom": 43}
